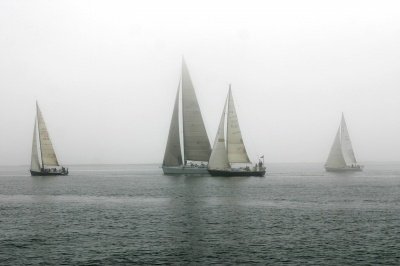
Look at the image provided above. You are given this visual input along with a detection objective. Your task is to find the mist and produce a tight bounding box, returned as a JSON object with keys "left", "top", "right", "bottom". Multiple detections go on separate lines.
{"left": 0, "top": 0, "right": 399, "bottom": 165}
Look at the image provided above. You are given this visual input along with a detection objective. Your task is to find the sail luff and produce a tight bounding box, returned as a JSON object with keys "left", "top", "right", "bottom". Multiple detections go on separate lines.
{"left": 181, "top": 59, "right": 211, "bottom": 162}
{"left": 226, "top": 87, "right": 251, "bottom": 163}
{"left": 325, "top": 125, "right": 346, "bottom": 168}
{"left": 208, "top": 96, "right": 230, "bottom": 170}
{"left": 30, "top": 117, "right": 41, "bottom": 172}
{"left": 163, "top": 86, "right": 183, "bottom": 166}
{"left": 340, "top": 114, "right": 357, "bottom": 165}
{"left": 36, "top": 103, "right": 59, "bottom": 167}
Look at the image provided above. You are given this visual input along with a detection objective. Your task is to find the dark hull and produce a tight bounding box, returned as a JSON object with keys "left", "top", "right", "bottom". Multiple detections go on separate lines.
{"left": 325, "top": 167, "right": 363, "bottom": 172}
{"left": 208, "top": 169, "right": 266, "bottom": 177}
{"left": 30, "top": 170, "right": 68, "bottom": 176}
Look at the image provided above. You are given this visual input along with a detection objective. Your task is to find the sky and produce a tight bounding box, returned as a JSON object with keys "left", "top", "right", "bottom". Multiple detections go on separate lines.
{"left": 0, "top": 0, "right": 399, "bottom": 165}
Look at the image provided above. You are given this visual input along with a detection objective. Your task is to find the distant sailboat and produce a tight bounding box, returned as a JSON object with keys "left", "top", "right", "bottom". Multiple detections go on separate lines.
{"left": 30, "top": 102, "right": 68, "bottom": 176}
{"left": 325, "top": 114, "right": 362, "bottom": 172}
{"left": 208, "top": 86, "right": 266, "bottom": 177}
{"left": 162, "top": 59, "right": 211, "bottom": 175}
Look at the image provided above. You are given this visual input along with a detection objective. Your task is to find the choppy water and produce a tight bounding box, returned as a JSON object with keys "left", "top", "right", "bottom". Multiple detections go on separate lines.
{"left": 1, "top": 163, "right": 399, "bottom": 265}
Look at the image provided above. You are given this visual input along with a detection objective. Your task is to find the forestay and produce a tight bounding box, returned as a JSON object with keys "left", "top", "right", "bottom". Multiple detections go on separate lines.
{"left": 325, "top": 126, "right": 347, "bottom": 168}
{"left": 30, "top": 118, "right": 41, "bottom": 172}
{"left": 208, "top": 98, "right": 230, "bottom": 170}
{"left": 163, "top": 87, "right": 183, "bottom": 166}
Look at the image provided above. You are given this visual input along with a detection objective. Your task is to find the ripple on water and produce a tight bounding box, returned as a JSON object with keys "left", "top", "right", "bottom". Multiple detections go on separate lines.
{"left": 1, "top": 163, "right": 400, "bottom": 265}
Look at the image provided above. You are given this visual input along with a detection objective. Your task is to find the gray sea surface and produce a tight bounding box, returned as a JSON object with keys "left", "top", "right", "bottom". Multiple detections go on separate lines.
{"left": 0, "top": 163, "right": 399, "bottom": 265}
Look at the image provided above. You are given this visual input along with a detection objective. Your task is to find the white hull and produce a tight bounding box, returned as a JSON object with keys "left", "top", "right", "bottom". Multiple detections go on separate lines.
{"left": 162, "top": 165, "right": 210, "bottom": 175}
{"left": 325, "top": 165, "right": 363, "bottom": 172}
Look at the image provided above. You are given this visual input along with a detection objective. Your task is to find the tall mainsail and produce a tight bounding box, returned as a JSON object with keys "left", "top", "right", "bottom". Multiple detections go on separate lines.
{"left": 36, "top": 103, "right": 59, "bottom": 166}
{"left": 181, "top": 59, "right": 211, "bottom": 162}
{"left": 340, "top": 115, "right": 357, "bottom": 165}
{"left": 208, "top": 97, "right": 230, "bottom": 170}
{"left": 163, "top": 87, "right": 183, "bottom": 166}
{"left": 226, "top": 87, "right": 251, "bottom": 163}
{"left": 30, "top": 118, "right": 41, "bottom": 172}
{"left": 325, "top": 126, "right": 346, "bottom": 168}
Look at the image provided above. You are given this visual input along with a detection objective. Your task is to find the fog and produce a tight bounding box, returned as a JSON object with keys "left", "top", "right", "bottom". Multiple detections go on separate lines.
{"left": 0, "top": 0, "right": 399, "bottom": 165}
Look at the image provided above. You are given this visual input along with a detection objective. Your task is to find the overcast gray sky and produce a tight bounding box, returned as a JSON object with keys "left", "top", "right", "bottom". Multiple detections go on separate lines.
{"left": 0, "top": 0, "right": 399, "bottom": 165}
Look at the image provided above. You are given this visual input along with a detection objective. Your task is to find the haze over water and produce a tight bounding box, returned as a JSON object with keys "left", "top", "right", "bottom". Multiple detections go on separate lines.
{"left": 1, "top": 0, "right": 400, "bottom": 165}
{"left": 1, "top": 164, "right": 399, "bottom": 265}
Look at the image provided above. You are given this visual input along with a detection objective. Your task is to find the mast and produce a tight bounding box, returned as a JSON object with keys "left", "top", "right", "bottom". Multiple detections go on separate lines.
{"left": 36, "top": 102, "right": 59, "bottom": 167}
{"left": 226, "top": 85, "right": 230, "bottom": 154}
{"left": 179, "top": 74, "right": 185, "bottom": 164}
{"left": 340, "top": 114, "right": 357, "bottom": 165}
{"left": 226, "top": 86, "right": 251, "bottom": 164}
{"left": 181, "top": 59, "right": 211, "bottom": 162}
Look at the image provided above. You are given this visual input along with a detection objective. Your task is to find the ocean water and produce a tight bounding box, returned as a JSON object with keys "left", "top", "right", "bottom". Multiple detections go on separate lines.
{"left": 0, "top": 163, "right": 399, "bottom": 265}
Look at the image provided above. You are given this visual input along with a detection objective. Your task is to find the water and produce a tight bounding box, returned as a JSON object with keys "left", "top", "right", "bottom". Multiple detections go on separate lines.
{"left": 1, "top": 163, "right": 399, "bottom": 265}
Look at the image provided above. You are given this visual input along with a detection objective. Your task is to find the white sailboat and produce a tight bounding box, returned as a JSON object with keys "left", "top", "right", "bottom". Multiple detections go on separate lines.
{"left": 162, "top": 59, "right": 211, "bottom": 175}
{"left": 30, "top": 102, "right": 68, "bottom": 176}
{"left": 208, "top": 86, "right": 266, "bottom": 177}
{"left": 325, "top": 114, "right": 362, "bottom": 172}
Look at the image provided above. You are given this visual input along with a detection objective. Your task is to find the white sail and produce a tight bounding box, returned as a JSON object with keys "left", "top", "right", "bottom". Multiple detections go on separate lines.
{"left": 30, "top": 118, "right": 41, "bottom": 172}
{"left": 163, "top": 87, "right": 183, "bottom": 166}
{"left": 208, "top": 97, "right": 230, "bottom": 170}
{"left": 227, "top": 87, "right": 251, "bottom": 163}
{"left": 325, "top": 126, "right": 346, "bottom": 168}
{"left": 36, "top": 103, "right": 59, "bottom": 166}
{"left": 340, "top": 114, "right": 357, "bottom": 165}
{"left": 181, "top": 59, "right": 211, "bottom": 162}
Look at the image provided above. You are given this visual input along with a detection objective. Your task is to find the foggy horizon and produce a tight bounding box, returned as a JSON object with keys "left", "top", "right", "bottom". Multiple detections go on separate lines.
{"left": 1, "top": 0, "right": 399, "bottom": 165}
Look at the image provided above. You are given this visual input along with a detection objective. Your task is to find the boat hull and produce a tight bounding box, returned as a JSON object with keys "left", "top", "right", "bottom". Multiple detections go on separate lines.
{"left": 208, "top": 169, "right": 266, "bottom": 177}
{"left": 30, "top": 169, "right": 69, "bottom": 176}
{"left": 162, "top": 165, "right": 209, "bottom": 175}
{"left": 325, "top": 166, "right": 363, "bottom": 172}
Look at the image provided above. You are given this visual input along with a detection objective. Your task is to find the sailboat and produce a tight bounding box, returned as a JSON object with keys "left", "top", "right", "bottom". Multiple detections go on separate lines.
{"left": 208, "top": 86, "right": 266, "bottom": 177}
{"left": 325, "top": 114, "right": 363, "bottom": 172}
{"left": 30, "top": 102, "right": 68, "bottom": 176}
{"left": 162, "top": 59, "right": 211, "bottom": 175}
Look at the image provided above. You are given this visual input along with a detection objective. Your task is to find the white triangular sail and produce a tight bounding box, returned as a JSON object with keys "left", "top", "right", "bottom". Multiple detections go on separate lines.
{"left": 340, "top": 115, "right": 357, "bottom": 165}
{"left": 181, "top": 59, "right": 211, "bottom": 162}
{"left": 208, "top": 97, "right": 230, "bottom": 170}
{"left": 30, "top": 118, "right": 41, "bottom": 172}
{"left": 227, "top": 88, "right": 251, "bottom": 163}
{"left": 325, "top": 126, "right": 347, "bottom": 168}
{"left": 163, "top": 87, "right": 183, "bottom": 166}
{"left": 36, "top": 103, "right": 59, "bottom": 166}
